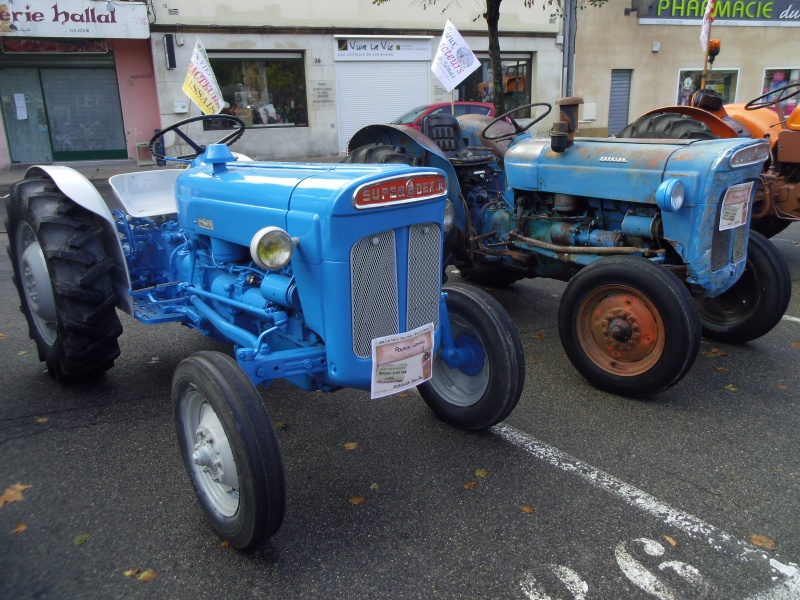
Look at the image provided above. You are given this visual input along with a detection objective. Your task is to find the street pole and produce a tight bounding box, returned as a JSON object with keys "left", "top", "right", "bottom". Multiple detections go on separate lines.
{"left": 561, "top": 0, "right": 578, "bottom": 97}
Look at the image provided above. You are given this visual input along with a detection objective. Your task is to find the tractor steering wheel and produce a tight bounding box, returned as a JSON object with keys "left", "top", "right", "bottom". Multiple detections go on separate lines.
{"left": 148, "top": 114, "right": 246, "bottom": 163}
{"left": 745, "top": 83, "right": 800, "bottom": 111}
{"left": 481, "top": 103, "right": 553, "bottom": 141}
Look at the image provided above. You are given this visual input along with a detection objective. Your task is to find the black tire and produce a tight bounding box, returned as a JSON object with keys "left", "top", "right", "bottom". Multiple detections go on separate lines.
{"left": 418, "top": 283, "right": 525, "bottom": 430}
{"left": 173, "top": 351, "right": 286, "bottom": 550}
{"left": 343, "top": 144, "right": 418, "bottom": 166}
{"left": 558, "top": 256, "right": 702, "bottom": 398}
{"left": 461, "top": 262, "right": 522, "bottom": 288}
{"left": 615, "top": 113, "right": 717, "bottom": 140}
{"left": 6, "top": 178, "right": 122, "bottom": 381}
{"left": 750, "top": 215, "right": 792, "bottom": 239}
{"left": 695, "top": 231, "right": 791, "bottom": 344}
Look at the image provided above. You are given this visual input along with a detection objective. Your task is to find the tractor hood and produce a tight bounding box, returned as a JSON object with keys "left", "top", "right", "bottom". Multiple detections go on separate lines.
{"left": 504, "top": 136, "right": 767, "bottom": 206}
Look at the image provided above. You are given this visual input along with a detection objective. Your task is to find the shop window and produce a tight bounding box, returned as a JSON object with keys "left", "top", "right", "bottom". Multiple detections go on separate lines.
{"left": 204, "top": 52, "right": 307, "bottom": 130}
{"left": 761, "top": 69, "right": 800, "bottom": 114}
{"left": 457, "top": 54, "right": 532, "bottom": 115}
{"left": 676, "top": 69, "right": 738, "bottom": 106}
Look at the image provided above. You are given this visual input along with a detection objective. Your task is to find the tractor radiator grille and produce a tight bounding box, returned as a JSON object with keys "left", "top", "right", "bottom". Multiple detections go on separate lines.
{"left": 350, "top": 224, "right": 442, "bottom": 359}
{"left": 406, "top": 223, "right": 442, "bottom": 332}
{"left": 711, "top": 209, "right": 749, "bottom": 271}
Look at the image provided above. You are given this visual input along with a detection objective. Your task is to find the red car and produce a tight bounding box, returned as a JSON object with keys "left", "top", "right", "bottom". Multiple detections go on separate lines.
{"left": 390, "top": 102, "right": 496, "bottom": 131}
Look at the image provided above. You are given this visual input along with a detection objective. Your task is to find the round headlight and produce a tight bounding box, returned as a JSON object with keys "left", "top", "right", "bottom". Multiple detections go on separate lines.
{"left": 443, "top": 199, "right": 456, "bottom": 232}
{"left": 250, "top": 227, "right": 294, "bottom": 270}
{"left": 656, "top": 179, "right": 685, "bottom": 213}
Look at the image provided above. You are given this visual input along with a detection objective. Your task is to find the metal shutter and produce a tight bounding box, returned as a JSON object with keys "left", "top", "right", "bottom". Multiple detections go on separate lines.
{"left": 608, "top": 69, "right": 633, "bottom": 136}
{"left": 336, "top": 61, "right": 430, "bottom": 151}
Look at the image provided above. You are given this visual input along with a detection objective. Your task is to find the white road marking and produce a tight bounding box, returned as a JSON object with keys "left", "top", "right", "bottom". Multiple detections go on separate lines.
{"left": 781, "top": 315, "right": 800, "bottom": 324}
{"left": 492, "top": 423, "right": 799, "bottom": 597}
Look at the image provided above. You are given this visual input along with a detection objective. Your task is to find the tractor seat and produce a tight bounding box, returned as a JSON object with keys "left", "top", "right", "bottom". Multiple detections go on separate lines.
{"left": 421, "top": 113, "right": 495, "bottom": 166}
{"left": 692, "top": 89, "right": 724, "bottom": 112}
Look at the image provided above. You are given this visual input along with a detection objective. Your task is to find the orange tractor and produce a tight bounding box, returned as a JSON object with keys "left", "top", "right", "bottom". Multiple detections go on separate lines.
{"left": 617, "top": 82, "right": 800, "bottom": 238}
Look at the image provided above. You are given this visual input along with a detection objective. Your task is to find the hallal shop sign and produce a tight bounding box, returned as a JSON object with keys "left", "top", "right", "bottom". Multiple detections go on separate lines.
{"left": 334, "top": 37, "right": 431, "bottom": 61}
{"left": 0, "top": 1, "right": 149, "bottom": 38}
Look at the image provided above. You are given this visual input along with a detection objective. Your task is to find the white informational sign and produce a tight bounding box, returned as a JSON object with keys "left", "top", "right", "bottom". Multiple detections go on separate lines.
{"left": 431, "top": 20, "right": 481, "bottom": 93}
{"left": 182, "top": 38, "right": 224, "bottom": 115}
{"left": 370, "top": 323, "right": 434, "bottom": 399}
{"left": 334, "top": 38, "right": 431, "bottom": 62}
{"left": 0, "top": 1, "right": 149, "bottom": 39}
{"left": 719, "top": 181, "right": 753, "bottom": 231}
{"left": 699, "top": 0, "right": 715, "bottom": 51}
{"left": 14, "top": 94, "right": 27, "bottom": 120}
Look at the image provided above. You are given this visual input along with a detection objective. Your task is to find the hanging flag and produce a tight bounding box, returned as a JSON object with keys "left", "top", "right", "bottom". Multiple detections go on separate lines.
{"left": 431, "top": 20, "right": 481, "bottom": 93}
{"left": 699, "top": 0, "right": 715, "bottom": 52}
{"left": 182, "top": 38, "right": 224, "bottom": 115}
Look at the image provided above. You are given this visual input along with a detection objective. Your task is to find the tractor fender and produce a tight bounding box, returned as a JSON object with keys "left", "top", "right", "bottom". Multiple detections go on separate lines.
{"left": 24, "top": 165, "right": 133, "bottom": 315}
{"left": 638, "top": 106, "right": 740, "bottom": 139}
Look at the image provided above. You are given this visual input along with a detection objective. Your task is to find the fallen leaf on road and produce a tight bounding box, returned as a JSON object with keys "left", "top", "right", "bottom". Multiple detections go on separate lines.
{"left": 221, "top": 541, "right": 231, "bottom": 549}
{"left": 532, "top": 332, "right": 545, "bottom": 339}
{"left": 714, "top": 367, "right": 728, "bottom": 372}
{"left": 369, "top": 483, "right": 379, "bottom": 491}
{"left": 35, "top": 417, "right": 49, "bottom": 424}
{"left": 396, "top": 392, "right": 412, "bottom": 398}
{"left": 749, "top": 534, "right": 776, "bottom": 550}
{"left": 12, "top": 523, "right": 27, "bottom": 534}
{"left": 521, "top": 505, "right": 535, "bottom": 514}
{"left": 777, "top": 385, "right": 788, "bottom": 390}
{"left": 463, "top": 481, "right": 477, "bottom": 490}
{"left": 343, "top": 442, "right": 358, "bottom": 451}
{"left": 348, "top": 496, "right": 366, "bottom": 506}
{"left": 792, "top": 342, "right": 800, "bottom": 348}
{"left": 662, "top": 534, "right": 678, "bottom": 547}
{"left": 704, "top": 348, "right": 728, "bottom": 358}
{"left": 475, "top": 469, "right": 488, "bottom": 478}
{"left": 0, "top": 484, "right": 32, "bottom": 508}
{"left": 18, "top": 351, "right": 26, "bottom": 356}
{"left": 725, "top": 384, "right": 738, "bottom": 391}
{"left": 273, "top": 421, "right": 287, "bottom": 431}
{"left": 138, "top": 569, "right": 158, "bottom": 582}
{"left": 72, "top": 533, "right": 90, "bottom": 546}
{"left": 148, "top": 356, "right": 160, "bottom": 364}
{"left": 123, "top": 569, "right": 141, "bottom": 577}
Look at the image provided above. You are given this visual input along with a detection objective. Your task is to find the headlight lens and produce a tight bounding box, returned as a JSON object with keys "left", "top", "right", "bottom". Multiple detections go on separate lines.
{"left": 250, "top": 227, "right": 294, "bottom": 270}
{"left": 656, "top": 179, "right": 685, "bottom": 213}
{"left": 443, "top": 199, "right": 455, "bottom": 232}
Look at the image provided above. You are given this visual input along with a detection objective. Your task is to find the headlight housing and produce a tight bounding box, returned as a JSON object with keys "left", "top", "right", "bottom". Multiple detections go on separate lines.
{"left": 656, "top": 179, "right": 685, "bottom": 213}
{"left": 250, "top": 226, "right": 295, "bottom": 270}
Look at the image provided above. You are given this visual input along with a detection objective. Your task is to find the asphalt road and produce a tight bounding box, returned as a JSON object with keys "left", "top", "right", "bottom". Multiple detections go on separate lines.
{"left": 1, "top": 179, "right": 798, "bottom": 598}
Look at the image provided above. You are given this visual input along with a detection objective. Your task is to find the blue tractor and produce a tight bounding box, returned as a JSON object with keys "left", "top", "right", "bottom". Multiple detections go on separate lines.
{"left": 5, "top": 115, "right": 526, "bottom": 549}
{"left": 346, "top": 98, "right": 791, "bottom": 398}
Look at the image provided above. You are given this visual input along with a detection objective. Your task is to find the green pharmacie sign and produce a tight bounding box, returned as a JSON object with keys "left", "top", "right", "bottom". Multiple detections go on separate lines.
{"left": 638, "top": 0, "right": 800, "bottom": 25}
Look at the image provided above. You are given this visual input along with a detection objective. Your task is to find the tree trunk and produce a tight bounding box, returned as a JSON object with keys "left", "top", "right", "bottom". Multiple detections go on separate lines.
{"left": 484, "top": 0, "right": 505, "bottom": 116}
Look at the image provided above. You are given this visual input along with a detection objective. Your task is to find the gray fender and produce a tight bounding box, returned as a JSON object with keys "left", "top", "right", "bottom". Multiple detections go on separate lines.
{"left": 25, "top": 165, "right": 133, "bottom": 315}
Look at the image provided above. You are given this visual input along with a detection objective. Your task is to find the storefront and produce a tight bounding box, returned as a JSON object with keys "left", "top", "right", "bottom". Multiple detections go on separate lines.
{"left": 0, "top": 0, "right": 157, "bottom": 167}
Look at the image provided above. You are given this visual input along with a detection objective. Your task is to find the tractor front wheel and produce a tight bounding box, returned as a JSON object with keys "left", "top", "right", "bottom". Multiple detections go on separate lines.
{"left": 558, "top": 256, "right": 701, "bottom": 398}
{"left": 418, "top": 283, "right": 525, "bottom": 430}
{"left": 173, "top": 351, "right": 286, "bottom": 550}
{"left": 695, "top": 231, "right": 791, "bottom": 344}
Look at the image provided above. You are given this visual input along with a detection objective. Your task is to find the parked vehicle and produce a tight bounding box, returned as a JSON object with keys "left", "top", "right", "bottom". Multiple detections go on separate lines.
{"left": 5, "top": 115, "right": 526, "bottom": 549}
{"left": 346, "top": 98, "right": 790, "bottom": 398}
{"left": 477, "top": 62, "right": 527, "bottom": 101}
{"left": 390, "top": 101, "right": 494, "bottom": 131}
{"left": 617, "top": 83, "right": 800, "bottom": 239}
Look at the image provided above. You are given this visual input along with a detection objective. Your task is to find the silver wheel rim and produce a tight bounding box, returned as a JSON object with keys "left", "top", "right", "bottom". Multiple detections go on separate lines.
{"left": 429, "top": 314, "right": 489, "bottom": 407}
{"left": 181, "top": 389, "right": 240, "bottom": 517}
{"left": 16, "top": 222, "right": 57, "bottom": 346}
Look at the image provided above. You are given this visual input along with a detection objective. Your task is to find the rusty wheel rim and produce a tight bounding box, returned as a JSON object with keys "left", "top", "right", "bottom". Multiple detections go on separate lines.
{"left": 576, "top": 285, "right": 665, "bottom": 377}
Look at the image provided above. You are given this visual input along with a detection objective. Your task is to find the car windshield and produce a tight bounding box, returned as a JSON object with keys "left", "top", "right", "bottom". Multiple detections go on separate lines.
{"left": 390, "top": 106, "right": 430, "bottom": 125}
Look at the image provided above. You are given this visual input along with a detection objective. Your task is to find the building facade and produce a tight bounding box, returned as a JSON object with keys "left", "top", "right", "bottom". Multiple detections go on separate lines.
{"left": 0, "top": 0, "right": 561, "bottom": 167}
{"left": 573, "top": 0, "right": 800, "bottom": 136}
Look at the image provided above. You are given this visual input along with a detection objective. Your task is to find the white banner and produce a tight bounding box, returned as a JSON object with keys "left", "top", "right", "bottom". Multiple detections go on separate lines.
{"left": 699, "top": 0, "right": 715, "bottom": 51}
{"left": 431, "top": 20, "right": 480, "bottom": 93}
{"left": 182, "top": 38, "right": 224, "bottom": 115}
{"left": 0, "top": 1, "right": 149, "bottom": 39}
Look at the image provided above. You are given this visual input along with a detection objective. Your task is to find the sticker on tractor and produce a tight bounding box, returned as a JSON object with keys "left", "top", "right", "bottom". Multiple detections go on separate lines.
{"left": 370, "top": 323, "right": 433, "bottom": 399}
{"left": 719, "top": 181, "right": 754, "bottom": 231}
